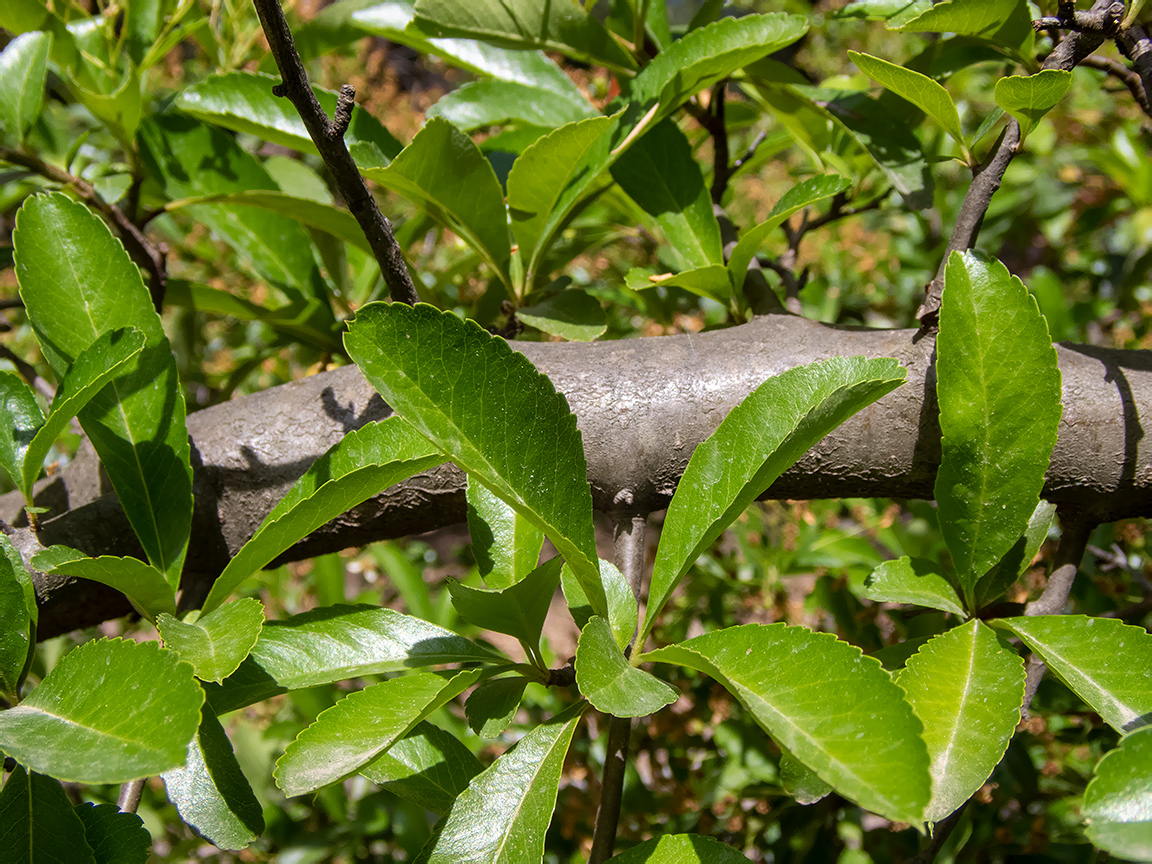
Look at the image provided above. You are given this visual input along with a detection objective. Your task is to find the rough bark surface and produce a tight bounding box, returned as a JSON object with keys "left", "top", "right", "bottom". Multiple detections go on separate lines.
{"left": 8, "top": 313, "right": 1151, "bottom": 637}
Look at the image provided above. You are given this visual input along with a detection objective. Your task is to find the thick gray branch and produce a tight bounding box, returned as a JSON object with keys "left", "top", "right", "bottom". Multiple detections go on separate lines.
{"left": 8, "top": 313, "right": 1152, "bottom": 637}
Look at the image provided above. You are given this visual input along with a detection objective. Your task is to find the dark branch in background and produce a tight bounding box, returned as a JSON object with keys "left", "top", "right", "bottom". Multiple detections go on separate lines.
{"left": 1081, "top": 54, "right": 1152, "bottom": 117}
{"left": 1034, "top": 0, "right": 1126, "bottom": 35}
{"left": 1021, "top": 517, "right": 1095, "bottom": 716}
{"left": 918, "top": 1, "right": 1118, "bottom": 326}
{"left": 708, "top": 82, "right": 730, "bottom": 205}
{"left": 0, "top": 146, "right": 168, "bottom": 311}
{"left": 251, "top": 0, "right": 420, "bottom": 306}
{"left": 1117, "top": 23, "right": 1152, "bottom": 116}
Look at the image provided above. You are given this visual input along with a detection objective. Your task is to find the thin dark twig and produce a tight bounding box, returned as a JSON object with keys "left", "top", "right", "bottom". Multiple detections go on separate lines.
{"left": 1021, "top": 518, "right": 1095, "bottom": 716}
{"left": 117, "top": 778, "right": 145, "bottom": 814}
{"left": 251, "top": 0, "right": 420, "bottom": 306}
{"left": 1080, "top": 54, "right": 1152, "bottom": 117}
{"left": 1033, "top": 1, "right": 1126, "bottom": 35}
{"left": 918, "top": 3, "right": 1115, "bottom": 327}
{"left": 0, "top": 146, "right": 167, "bottom": 311}
{"left": 907, "top": 800, "right": 968, "bottom": 864}
{"left": 732, "top": 129, "right": 768, "bottom": 171}
{"left": 709, "top": 82, "right": 730, "bottom": 205}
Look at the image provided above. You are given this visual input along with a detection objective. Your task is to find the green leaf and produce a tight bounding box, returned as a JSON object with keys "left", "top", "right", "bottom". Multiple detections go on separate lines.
{"left": 163, "top": 190, "right": 372, "bottom": 254}
{"left": 467, "top": 477, "right": 545, "bottom": 589}
{"left": 994, "top": 70, "right": 1073, "bottom": 141}
{"left": 506, "top": 113, "right": 622, "bottom": 290}
{"left": 345, "top": 303, "right": 604, "bottom": 616}
{"left": 161, "top": 706, "right": 264, "bottom": 851}
{"left": 0, "top": 31, "right": 51, "bottom": 142}
{"left": 0, "top": 535, "right": 35, "bottom": 701}
{"left": 863, "top": 556, "right": 965, "bottom": 616}
{"left": 627, "top": 13, "right": 808, "bottom": 123}
{"left": 728, "top": 174, "right": 852, "bottom": 293}
{"left": 215, "top": 603, "right": 500, "bottom": 707}
{"left": 0, "top": 372, "right": 43, "bottom": 504}
{"left": 448, "top": 558, "right": 562, "bottom": 648}
{"left": 576, "top": 616, "right": 677, "bottom": 718}
{"left": 1083, "top": 726, "right": 1152, "bottom": 861}
{"left": 974, "top": 500, "right": 1055, "bottom": 608}
{"left": 13, "top": 193, "right": 193, "bottom": 585}
{"left": 610, "top": 119, "right": 722, "bottom": 270}
{"left": 895, "top": 0, "right": 1033, "bottom": 53}
{"left": 0, "top": 765, "right": 97, "bottom": 864}
{"left": 360, "top": 721, "right": 484, "bottom": 814}
{"left": 275, "top": 669, "right": 485, "bottom": 797}
{"left": 517, "top": 290, "right": 607, "bottom": 342}
{"left": 361, "top": 118, "right": 511, "bottom": 288}
{"left": 413, "top": 0, "right": 637, "bottom": 73}
{"left": 466, "top": 677, "right": 529, "bottom": 737}
{"left": 420, "top": 701, "right": 584, "bottom": 863}
{"left": 896, "top": 620, "right": 1024, "bottom": 823}
{"left": 32, "top": 547, "right": 176, "bottom": 618}
{"left": 642, "top": 356, "right": 906, "bottom": 643}
{"left": 993, "top": 616, "right": 1152, "bottom": 734}
{"left": 0, "top": 638, "right": 203, "bottom": 784}
{"left": 73, "top": 802, "right": 151, "bottom": 864}
{"left": 936, "top": 251, "right": 1061, "bottom": 607}
{"left": 780, "top": 752, "right": 833, "bottom": 805}
{"left": 428, "top": 79, "right": 598, "bottom": 131}
{"left": 21, "top": 327, "right": 146, "bottom": 500}
{"left": 642, "top": 265, "right": 732, "bottom": 304}
{"left": 611, "top": 834, "right": 751, "bottom": 862}
{"left": 175, "top": 70, "right": 402, "bottom": 160}
{"left": 562, "top": 558, "right": 636, "bottom": 650}
{"left": 643, "top": 624, "right": 930, "bottom": 823}
{"left": 352, "top": 1, "right": 589, "bottom": 105}
{"left": 201, "top": 417, "right": 445, "bottom": 613}
{"left": 848, "top": 51, "right": 965, "bottom": 150}
{"left": 157, "top": 599, "right": 265, "bottom": 684}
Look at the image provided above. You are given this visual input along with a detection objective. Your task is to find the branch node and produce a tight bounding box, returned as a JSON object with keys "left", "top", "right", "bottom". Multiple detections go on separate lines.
{"left": 272, "top": 82, "right": 287, "bottom": 98}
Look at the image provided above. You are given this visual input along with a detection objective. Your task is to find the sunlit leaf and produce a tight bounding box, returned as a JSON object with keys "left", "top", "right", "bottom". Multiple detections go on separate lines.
{"left": 32, "top": 547, "right": 175, "bottom": 618}
{"left": 994, "top": 70, "right": 1073, "bottom": 141}
{"left": 467, "top": 474, "right": 545, "bottom": 589}
{"left": 158, "top": 599, "right": 265, "bottom": 683}
{"left": 1083, "top": 726, "right": 1152, "bottom": 861}
{"left": 863, "top": 557, "right": 965, "bottom": 616}
{"left": 576, "top": 617, "right": 677, "bottom": 717}
{"left": 0, "top": 31, "right": 51, "bottom": 142}
{"left": 360, "top": 721, "right": 483, "bottom": 814}
{"left": 849, "top": 51, "right": 965, "bottom": 149}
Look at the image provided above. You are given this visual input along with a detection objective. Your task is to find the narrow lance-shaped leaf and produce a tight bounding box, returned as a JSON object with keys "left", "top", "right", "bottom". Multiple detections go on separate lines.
{"left": 562, "top": 558, "right": 636, "bottom": 650}
{"left": 576, "top": 616, "right": 677, "bottom": 718}
{"left": 935, "top": 251, "right": 1061, "bottom": 608}
{"left": 201, "top": 417, "right": 445, "bottom": 613}
{"left": 275, "top": 669, "right": 488, "bottom": 797}
{"left": 448, "top": 557, "right": 562, "bottom": 650}
{"left": 0, "top": 765, "right": 97, "bottom": 864}
{"left": 848, "top": 51, "right": 966, "bottom": 153}
{"left": 516, "top": 290, "right": 607, "bottom": 343}
{"left": 0, "top": 372, "right": 43, "bottom": 506}
{"left": 157, "top": 598, "right": 265, "bottom": 684}
{"left": 32, "top": 547, "right": 176, "bottom": 619}
{"left": 0, "top": 638, "right": 204, "bottom": 784}
{"left": 642, "top": 356, "right": 906, "bottom": 643}
{"left": 0, "top": 31, "right": 52, "bottom": 142}
{"left": 13, "top": 193, "right": 193, "bottom": 586}
{"left": 205, "top": 604, "right": 503, "bottom": 713}
{"left": 993, "top": 616, "right": 1152, "bottom": 734}
{"left": 162, "top": 706, "right": 264, "bottom": 851}
{"left": 643, "top": 624, "right": 930, "bottom": 824}
{"left": 427, "top": 79, "right": 599, "bottom": 131}
{"left": 994, "top": 70, "right": 1073, "bottom": 142}
{"left": 897, "top": 620, "right": 1024, "bottom": 823}
{"left": 728, "top": 174, "right": 851, "bottom": 293}
{"left": 361, "top": 117, "right": 512, "bottom": 289}
{"left": 895, "top": 0, "right": 1034, "bottom": 56}
{"left": 360, "top": 721, "right": 484, "bottom": 814}
{"left": 420, "top": 701, "right": 585, "bottom": 863}
{"left": 20, "top": 327, "right": 146, "bottom": 501}
{"left": 863, "top": 556, "right": 965, "bottom": 616}
{"left": 0, "top": 534, "right": 35, "bottom": 701}
{"left": 345, "top": 303, "right": 605, "bottom": 616}
{"left": 1082, "top": 725, "right": 1152, "bottom": 861}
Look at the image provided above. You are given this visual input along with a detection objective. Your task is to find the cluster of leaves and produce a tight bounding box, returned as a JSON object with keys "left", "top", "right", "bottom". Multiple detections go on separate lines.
{"left": 0, "top": 0, "right": 1151, "bottom": 861}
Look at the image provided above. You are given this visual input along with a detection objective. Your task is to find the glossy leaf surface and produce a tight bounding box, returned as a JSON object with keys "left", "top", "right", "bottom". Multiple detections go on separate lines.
{"left": 897, "top": 620, "right": 1024, "bottom": 823}
{"left": 0, "top": 535, "right": 34, "bottom": 701}
{"left": 158, "top": 598, "right": 265, "bottom": 683}
{"left": 974, "top": 500, "right": 1055, "bottom": 608}
{"left": 345, "top": 303, "right": 604, "bottom": 614}
{"left": 162, "top": 706, "right": 264, "bottom": 851}
{"left": 516, "top": 290, "right": 607, "bottom": 342}
{"left": 849, "top": 51, "right": 964, "bottom": 148}
{"left": 576, "top": 617, "right": 677, "bottom": 717}
{"left": 644, "top": 624, "right": 930, "bottom": 823}
{"left": 0, "top": 638, "right": 203, "bottom": 783}
{"left": 1083, "top": 726, "right": 1152, "bottom": 861}
{"left": 421, "top": 702, "right": 584, "bottom": 862}
{"left": 936, "top": 252, "right": 1061, "bottom": 606}
{"left": 0, "top": 31, "right": 51, "bottom": 142}
{"left": 0, "top": 765, "right": 96, "bottom": 864}
{"left": 466, "top": 677, "right": 529, "bottom": 738}
{"left": 361, "top": 117, "right": 511, "bottom": 286}
{"left": 448, "top": 558, "right": 561, "bottom": 648}
{"left": 202, "top": 417, "right": 444, "bottom": 612}
{"left": 467, "top": 475, "right": 545, "bottom": 589}
{"left": 643, "top": 356, "right": 906, "bottom": 642}
{"left": 610, "top": 119, "right": 722, "bottom": 270}
{"left": 427, "top": 79, "right": 598, "bottom": 131}
{"left": 994, "top": 70, "right": 1072, "bottom": 141}
{"left": 562, "top": 558, "right": 636, "bottom": 650}
{"left": 360, "top": 721, "right": 484, "bottom": 814}
{"left": 13, "top": 193, "right": 193, "bottom": 585}
{"left": 0, "top": 372, "right": 42, "bottom": 499}
{"left": 994, "top": 616, "right": 1152, "bottom": 733}
{"left": 32, "top": 547, "right": 175, "bottom": 618}
{"left": 863, "top": 557, "right": 965, "bottom": 616}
